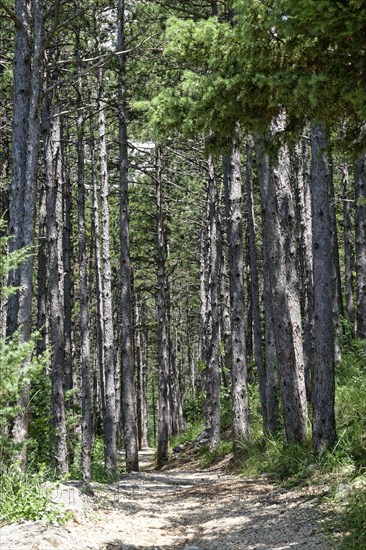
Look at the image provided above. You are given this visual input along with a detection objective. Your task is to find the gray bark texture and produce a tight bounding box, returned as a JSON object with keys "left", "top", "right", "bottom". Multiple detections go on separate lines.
{"left": 98, "top": 72, "right": 117, "bottom": 475}
{"left": 10, "top": 0, "right": 43, "bottom": 456}
{"left": 256, "top": 118, "right": 308, "bottom": 444}
{"left": 207, "top": 156, "right": 222, "bottom": 452}
{"left": 135, "top": 299, "right": 149, "bottom": 449}
{"left": 310, "top": 124, "right": 336, "bottom": 453}
{"left": 118, "top": 0, "right": 139, "bottom": 472}
{"left": 156, "top": 147, "right": 170, "bottom": 467}
{"left": 7, "top": 0, "right": 31, "bottom": 338}
{"left": 76, "top": 66, "right": 92, "bottom": 483}
{"left": 245, "top": 136, "right": 267, "bottom": 433}
{"left": 292, "top": 136, "right": 314, "bottom": 400}
{"left": 342, "top": 164, "right": 355, "bottom": 327}
{"left": 222, "top": 134, "right": 249, "bottom": 453}
{"left": 45, "top": 103, "right": 68, "bottom": 475}
{"left": 354, "top": 155, "right": 366, "bottom": 339}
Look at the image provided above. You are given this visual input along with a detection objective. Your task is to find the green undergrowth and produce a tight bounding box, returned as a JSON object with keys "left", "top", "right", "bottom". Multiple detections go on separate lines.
{"left": 236, "top": 338, "right": 366, "bottom": 548}
{"left": 170, "top": 421, "right": 205, "bottom": 449}
{"left": 69, "top": 436, "right": 125, "bottom": 484}
{"left": 198, "top": 438, "right": 233, "bottom": 467}
{"left": 0, "top": 463, "right": 72, "bottom": 527}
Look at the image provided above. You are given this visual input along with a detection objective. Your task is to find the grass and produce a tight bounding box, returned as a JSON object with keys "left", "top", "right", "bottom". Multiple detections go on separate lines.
{"left": 0, "top": 463, "right": 72, "bottom": 526}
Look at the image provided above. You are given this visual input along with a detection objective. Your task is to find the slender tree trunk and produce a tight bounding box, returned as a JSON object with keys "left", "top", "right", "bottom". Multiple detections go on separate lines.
{"left": 342, "top": 164, "right": 355, "bottom": 328}
{"left": 310, "top": 124, "right": 336, "bottom": 453}
{"left": 98, "top": 70, "right": 117, "bottom": 474}
{"left": 263, "top": 264, "right": 280, "bottom": 433}
{"left": 36, "top": 180, "right": 48, "bottom": 356}
{"left": 292, "top": 135, "right": 314, "bottom": 399}
{"left": 186, "top": 304, "right": 195, "bottom": 398}
{"left": 156, "top": 146, "right": 169, "bottom": 467}
{"left": 135, "top": 298, "right": 149, "bottom": 449}
{"left": 177, "top": 306, "right": 185, "bottom": 433}
{"left": 89, "top": 112, "right": 106, "bottom": 424}
{"left": 222, "top": 134, "right": 249, "bottom": 453}
{"left": 219, "top": 250, "right": 231, "bottom": 390}
{"left": 207, "top": 155, "right": 222, "bottom": 452}
{"left": 354, "top": 155, "right": 366, "bottom": 339}
{"left": 256, "top": 119, "right": 308, "bottom": 444}
{"left": 76, "top": 64, "right": 91, "bottom": 483}
{"left": 63, "top": 133, "right": 73, "bottom": 403}
{"left": 245, "top": 136, "right": 267, "bottom": 432}
{"left": 118, "top": 0, "right": 139, "bottom": 472}
{"left": 329, "top": 163, "right": 343, "bottom": 363}
{"left": 45, "top": 103, "right": 68, "bottom": 475}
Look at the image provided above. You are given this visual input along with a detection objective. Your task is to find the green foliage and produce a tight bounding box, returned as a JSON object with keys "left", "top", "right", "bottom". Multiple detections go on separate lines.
{"left": 198, "top": 439, "right": 233, "bottom": 468}
{"left": 170, "top": 421, "right": 205, "bottom": 450}
{"left": 183, "top": 391, "right": 205, "bottom": 425}
{"left": 0, "top": 464, "right": 72, "bottom": 526}
{"left": 337, "top": 488, "right": 366, "bottom": 549}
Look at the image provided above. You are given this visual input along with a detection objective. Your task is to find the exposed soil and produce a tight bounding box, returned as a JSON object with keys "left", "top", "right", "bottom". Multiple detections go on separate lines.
{"left": 0, "top": 449, "right": 332, "bottom": 550}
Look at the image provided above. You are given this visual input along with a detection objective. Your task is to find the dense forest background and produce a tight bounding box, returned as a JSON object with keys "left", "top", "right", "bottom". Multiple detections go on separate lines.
{"left": 0, "top": 0, "right": 365, "bottom": 543}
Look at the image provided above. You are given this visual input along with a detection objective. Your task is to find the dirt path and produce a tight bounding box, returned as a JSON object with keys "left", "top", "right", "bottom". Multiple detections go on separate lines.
{"left": 0, "top": 450, "right": 332, "bottom": 550}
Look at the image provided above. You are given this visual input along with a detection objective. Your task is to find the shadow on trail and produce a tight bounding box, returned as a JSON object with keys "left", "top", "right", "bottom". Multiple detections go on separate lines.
{"left": 97, "top": 468, "right": 330, "bottom": 550}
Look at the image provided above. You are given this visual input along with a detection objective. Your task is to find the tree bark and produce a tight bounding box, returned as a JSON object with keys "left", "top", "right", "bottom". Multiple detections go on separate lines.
{"left": 11, "top": 0, "right": 43, "bottom": 457}
{"left": 256, "top": 119, "right": 308, "bottom": 444}
{"left": 245, "top": 136, "right": 267, "bottom": 432}
{"left": 156, "top": 146, "right": 170, "bottom": 467}
{"left": 310, "top": 124, "right": 336, "bottom": 453}
{"left": 76, "top": 63, "right": 91, "bottom": 483}
{"left": 45, "top": 103, "right": 68, "bottom": 475}
{"left": 354, "top": 154, "right": 366, "bottom": 339}
{"left": 222, "top": 134, "right": 249, "bottom": 453}
{"left": 207, "top": 155, "right": 222, "bottom": 452}
{"left": 342, "top": 164, "right": 355, "bottom": 328}
{"left": 118, "top": 0, "right": 139, "bottom": 472}
{"left": 292, "top": 135, "right": 314, "bottom": 399}
{"left": 98, "top": 69, "right": 117, "bottom": 475}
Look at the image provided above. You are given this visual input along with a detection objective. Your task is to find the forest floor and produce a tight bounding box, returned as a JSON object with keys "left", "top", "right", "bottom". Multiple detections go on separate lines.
{"left": 0, "top": 449, "right": 334, "bottom": 550}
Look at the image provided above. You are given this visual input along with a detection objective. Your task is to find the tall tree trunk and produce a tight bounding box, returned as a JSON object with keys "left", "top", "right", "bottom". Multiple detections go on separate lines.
{"left": 7, "top": 0, "right": 31, "bottom": 337}
{"left": 156, "top": 146, "right": 169, "bottom": 467}
{"left": 310, "top": 124, "right": 336, "bottom": 453}
{"left": 245, "top": 136, "right": 267, "bottom": 432}
{"left": 263, "top": 263, "right": 280, "bottom": 434}
{"left": 135, "top": 297, "right": 149, "bottom": 449}
{"left": 89, "top": 112, "right": 106, "bottom": 425}
{"left": 342, "top": 164, "right": 355, "bottom": 328}
{"left": 222, "top": 133, "right": 249, "bottom": 454}
{"left": 10, "top": 0, "right": 43, "bottom": 457}
{"left": 354, "top": 154, "right": 366, "bottom": 339}
{"left": 177, "top": 306, "right": 185, "bottom": 433}
{"left": 329, "top": 163, "right": 343, "bottom": 363}
{"left": 36, "top": 180, "right": 48, "bottom": 356}
{"left": 256, "top": 119, "right": 308, "bottom": 444}
{"left": 207, "top": 155, "right": 222, "bottom": 452}
{"left": 76, "top": 64, "right": 91, "bottom": 483}
{"left": 45, "top": 103, "right": 68, "bottom": 475}
{"left": 118, "top": 0, "right": 139, "bottom": 472}
{"left": 63, "top": 133, "right": 74, "bottom": 404}
{"left": 98, "top": 70, "right": 117, "bottom": 475}
{"left": 292, "top": 135, "right": 314, "bottom": 399}
{"left": 219, "top": 250, "right": 231, "bottom": 390}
